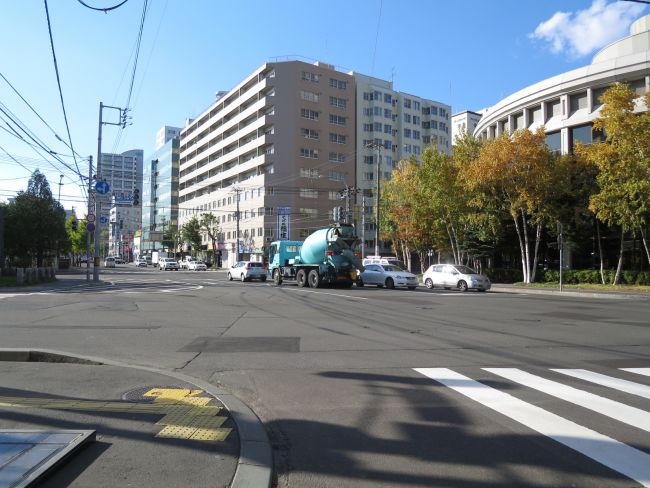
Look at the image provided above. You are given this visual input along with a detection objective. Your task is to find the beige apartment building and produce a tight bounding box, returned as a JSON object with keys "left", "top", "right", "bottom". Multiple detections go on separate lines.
{"left": 179, "top": 60, "right": 355, "bottom": 266}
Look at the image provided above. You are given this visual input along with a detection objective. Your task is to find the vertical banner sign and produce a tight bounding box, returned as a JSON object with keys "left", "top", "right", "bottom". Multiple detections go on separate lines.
{"left": 277, "top": 207, "right": 291, "bottom": 241}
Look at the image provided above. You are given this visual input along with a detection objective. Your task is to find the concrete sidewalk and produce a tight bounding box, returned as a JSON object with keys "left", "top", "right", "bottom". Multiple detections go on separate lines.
{"left": 490, "top": 283, "right": 650, "bottom": 300}
{"left": 0, "top": 349, "right": 271, "bottom": 488}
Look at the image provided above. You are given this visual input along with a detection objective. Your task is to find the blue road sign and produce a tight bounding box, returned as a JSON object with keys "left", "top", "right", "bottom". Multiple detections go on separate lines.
{"left": 99, "top": 216, "right": 109, "bottom": 225}
{"left": 95, "top": 181, "right": 110, "bottom": 195}
{"left": 87, "top": 223, "right": 95, "bottom": 232}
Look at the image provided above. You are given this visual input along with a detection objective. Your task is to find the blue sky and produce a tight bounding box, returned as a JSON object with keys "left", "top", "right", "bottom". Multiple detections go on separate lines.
{"left": 0, "top": 0, "right": 646, "bottom": 212}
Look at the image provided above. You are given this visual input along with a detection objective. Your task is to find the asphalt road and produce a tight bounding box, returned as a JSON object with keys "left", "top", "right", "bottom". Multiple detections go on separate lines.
{"left": 1, "top": 266, "right": 649, "bottom": 487}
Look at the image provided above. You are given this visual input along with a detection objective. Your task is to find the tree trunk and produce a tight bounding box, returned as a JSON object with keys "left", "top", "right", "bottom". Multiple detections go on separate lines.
{"left": 446, "top": 225, "right": 458, "bottom": 264}
{"left": 521, "top": 208, "right": 531, "bottom": 283}
{"left": 613, "top": 227, "right": 624, "bottom": 285}
{"left": 530, "top": 223, "right": 542, "bottom": 283}
{"left": 418, "top": 250, "right": 426, "bottom": 275}
{"left": 596, "top": 219, "right": 605, "bottom": 284}
{"left": 512, "top": 212, "right": 528, "bottom": 283}
{"left": 640, "top": 227, "right": 650, "bottom": 267}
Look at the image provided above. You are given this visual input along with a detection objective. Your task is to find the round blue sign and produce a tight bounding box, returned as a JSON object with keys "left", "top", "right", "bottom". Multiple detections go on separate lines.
{"left": 95, "top": 181, "right": 110, "bottom": 195}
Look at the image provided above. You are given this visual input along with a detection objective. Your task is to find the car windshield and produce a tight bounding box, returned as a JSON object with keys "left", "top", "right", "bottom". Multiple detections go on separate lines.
{"left": 454, "top": 265, "right": 478, "bottom": 274}
{"left": 383, "top": 265, "right": 406, "bottom": 272}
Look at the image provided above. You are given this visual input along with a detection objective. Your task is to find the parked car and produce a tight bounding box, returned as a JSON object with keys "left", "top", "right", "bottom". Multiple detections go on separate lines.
{"left": 362, "top": 255, "right": 406, "bottom": 268}
{"left": 145, "top": 256, "right": 152, "bottom": 266}
{"left": 187, "top": 260, "right": 207, "bottom": 271}
{"left": 114, "top": 257, "right": 125, "bottom": 264}
{"left": 422, "top": 264, "right": 491, "bottom": 292}
{"left": 158, "top": 257, "right": 179, "bottom": 271}
{"left": 135, "top": 258, "right": 148, "bottom": 267}
{"left": 228, "top": 261, "right": 266, "bottom": 282}
{"left": 358, "top": 263, "right": 418, "bottom": 289}
{"left": 179, "top": 257, "right": 197, "bottom": 269}
{"left": 103, "top": 256, "right": 115, "bottom": 268}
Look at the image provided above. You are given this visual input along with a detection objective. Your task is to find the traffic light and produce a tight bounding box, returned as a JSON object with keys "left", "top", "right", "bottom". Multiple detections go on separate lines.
{"left": 71, "top": 219, "right": 78, "bottom": 231}
{"left": 132, "top": 188, "right": 140, "bottom": 206}
{"left": 332, "top": 206, "right": 343, "bottom": 221}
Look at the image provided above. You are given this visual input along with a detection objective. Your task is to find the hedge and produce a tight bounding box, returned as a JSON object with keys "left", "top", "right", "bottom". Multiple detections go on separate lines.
{"left": 539, "top": 269, "right": 650, "bottom": 285}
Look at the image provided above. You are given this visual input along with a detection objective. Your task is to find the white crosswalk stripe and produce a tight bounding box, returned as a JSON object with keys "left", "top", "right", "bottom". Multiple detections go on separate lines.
{"left": 553, "top": 368, "right": 650, "bottom": 400}
{"left": 414, "top": 367, "right": 650, "bottom": 488}
{"left": 622, "top": 368, "right": 650, "bottom": 377}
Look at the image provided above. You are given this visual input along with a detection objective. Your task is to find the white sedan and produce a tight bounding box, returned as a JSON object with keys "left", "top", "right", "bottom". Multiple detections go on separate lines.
{"left": 358, "top": 264, "right": 418, "bottom": 290}
{"left": 187, "top": 260, "right": 207, "bottom": 271}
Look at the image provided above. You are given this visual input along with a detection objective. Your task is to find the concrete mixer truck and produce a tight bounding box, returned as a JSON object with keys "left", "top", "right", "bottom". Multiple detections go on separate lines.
{"left": 267, "top": 223, "right": 363, "bottom": 288}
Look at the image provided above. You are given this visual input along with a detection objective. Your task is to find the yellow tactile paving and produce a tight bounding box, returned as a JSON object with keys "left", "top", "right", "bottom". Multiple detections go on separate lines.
{"left": 0, "top": 387, "right": 231, "bottom": 443}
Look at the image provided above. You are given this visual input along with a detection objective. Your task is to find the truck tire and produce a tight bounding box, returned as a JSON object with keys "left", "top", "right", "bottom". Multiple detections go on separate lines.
{"left": 296, "top": 269, "right": 307, "bottom": 287}
{"left": 308, "top": 269, "right": 321, "bottom": 288}
{"left": 273, "top": 269, "right": 282, "bottom": 286}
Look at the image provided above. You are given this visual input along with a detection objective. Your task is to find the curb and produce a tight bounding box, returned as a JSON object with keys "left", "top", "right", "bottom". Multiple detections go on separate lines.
{"left": 490, "top": 285, "right": 648, "bottom": 300}
{"left": 0, "top": 348, "right": 272, "bottom": 488}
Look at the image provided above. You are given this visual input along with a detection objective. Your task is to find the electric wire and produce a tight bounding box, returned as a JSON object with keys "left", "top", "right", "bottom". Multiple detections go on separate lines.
{"left": 75, "top": 0, "right": 129, "bottom": 12}
{"left": 43, "top": 0, "right": 85, "bottom": 198}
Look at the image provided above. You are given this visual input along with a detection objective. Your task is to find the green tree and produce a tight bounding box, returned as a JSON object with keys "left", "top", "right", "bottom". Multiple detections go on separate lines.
{"left": 575, "top": 83, "right": 650, "bottom": 284}
{"left": 461, "top": 129, "right": 558, "bottom": 283}
{"left": 5, "top": 170, "right": 66, "bottom": 267}
{"left": 66, "top": 214, "right": 88, "bottom": 257}
{"left": 199, "top": 212, "right": 221, "bottom": 266}
{"left": 181, "top": 216, "right": 202, "bottom": 256}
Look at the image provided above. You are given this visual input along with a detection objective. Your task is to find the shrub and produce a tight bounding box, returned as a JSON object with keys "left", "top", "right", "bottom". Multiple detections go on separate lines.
{"left": 485, "top": 268, "right": 523, "bottom": 283}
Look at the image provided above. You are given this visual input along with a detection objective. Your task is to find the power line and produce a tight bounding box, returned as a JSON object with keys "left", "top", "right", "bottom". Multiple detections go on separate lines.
{"left": 75, "top": 0, "right": 130, "bottom": 12}
{"left": 43, "top": 0, "right": 85, "bottom": 196}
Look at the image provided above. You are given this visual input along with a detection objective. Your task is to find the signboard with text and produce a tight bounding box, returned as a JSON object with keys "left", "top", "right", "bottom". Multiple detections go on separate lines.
{"left": 277, "top": 207, "right": 291, "bottom": 241}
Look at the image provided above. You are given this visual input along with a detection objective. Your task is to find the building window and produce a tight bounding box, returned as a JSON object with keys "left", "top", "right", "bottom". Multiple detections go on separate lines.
{"left": 592, "top": 86, "right": 608, "bottom": 110}
{"left": 300, "top": 188, "right": 318, "bottom": 199}
{"left": 384, "top": 124, "right": 392, "bottom": 134}
{"left": 413, "top": 115, "right": 421, "bottom": 125}
{"left": 329, "top": 78, "right": 347, "bottom": 90}
{"left": 403, "top": 98, "right": 412, "bottom": 109}
{"left": 300, "top": 128, "right": 319, "bottom": 140}
{"left": 300, "top": 168, "right": 320, "bottom": 178}
{"left": 328, "top": 170, "right": 345, "bottom": 181}
{"left": 329, "top": 114, "right": 346, "bottom": 126}
{"left": 300, "top": 109, "right": 319, "bottom": 120}
{"left": 546, "top": 131, "right": 561, "bottom": 153}
{"left": 546, "top": 99, "right": 561, "bottom": 120}
{"left": 404, "top": 128, "right": 411, "bottom": 138}
{"left": 301, "top": 71, "right": 319, "bottom": 83}
{"left": 300, "top": 90, "right": 320, "bottom": 103}
{"left": 329, "top": 152, "right": 345, "bottom": 163}
{"left": 329, "top": 133, "right": 346, "bottom": 144}
{"left": 364, "top": 172, "right": 374, "bottom": 181}
{"left": 363, "top": 155, "right": 374, "bottom": 164}
{"left": 628, "top": 78, "right": 646, "bottom": 96}
{"left": 329, "top": 96, "right": 347, "bottom": 109}
{"left": 300, "top": 208, "right": 318, "bottom": 217}
{"left": 413, "top": 130, "right": 420, "bottom": 140}
{"left": 569, "top": 124, "right": 595, "bottom": 150}
{"left": 569, "top": 91, "right": 588, "bottom": 115}
{"left": 404, "top": 113, "right": 412, "bottom": 123}
{"left": 513, "top": 112, "right": 524, "bottom": 130}
{"left": 329, "top": 191, "right": 340, "bottom": 200}
{"left": 299, "top": 148, "right": 319, "bottom": 159}
{"left": 403, "top": 144, "right": 412, "bottom": 154}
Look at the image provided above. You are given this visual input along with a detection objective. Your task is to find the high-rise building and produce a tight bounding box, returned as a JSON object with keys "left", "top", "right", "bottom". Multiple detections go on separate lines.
{"left": 352, "top": 73, "right": 451, "bottom": 253}
{"left": 451, "top": 110, "right": 482, "bottom": 145}
{"left": 156, "top": 126, "right": 182, "bottom": 150}
{"left": 179, "top": 60, "right": 355, "bottom": 266}
{"left": 142, "top": 131, "right": 180, "bottom": 253}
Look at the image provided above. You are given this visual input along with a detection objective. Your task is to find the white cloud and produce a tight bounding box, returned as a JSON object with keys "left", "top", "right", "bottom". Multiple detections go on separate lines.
{"left": 530, "top": 0, "right": 646, "bottom": 58}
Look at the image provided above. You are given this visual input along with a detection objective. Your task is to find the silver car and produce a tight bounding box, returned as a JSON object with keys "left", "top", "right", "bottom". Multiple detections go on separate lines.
{"left": 228, "top": 261, "right": 266, "bottom": 282}
{"left": 359, "top": 264, "right": 418, "bottom": 290}
{"left": 423, "top": 264, "right": 491, "bottom": 292}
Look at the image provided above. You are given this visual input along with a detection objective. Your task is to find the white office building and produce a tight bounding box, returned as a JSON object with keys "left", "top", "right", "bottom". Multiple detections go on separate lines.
{"left": 475, "top": 14, "right": 650, "bottom": 154}
{"left": 451, "top": 110, "right": 482, "bottom": 145}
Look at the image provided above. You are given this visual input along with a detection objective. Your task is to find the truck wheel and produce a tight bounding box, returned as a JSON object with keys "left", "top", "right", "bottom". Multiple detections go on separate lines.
{"left": 273, "top": 269, "right": 282, "bottom": 286}
{"left": 227, "top": 272, "right": 233, "bottom": 281}
{"left": 385, "top": 278, "right": 395, "bottom": 289}
{"left": 308, "top": 269, "right": 321, "bottom": 288}
{"left": 296, "top": 269, "right": 307, "bottom": 287}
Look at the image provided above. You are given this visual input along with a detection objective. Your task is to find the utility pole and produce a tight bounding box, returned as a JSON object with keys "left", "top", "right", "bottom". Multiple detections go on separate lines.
{"left": 57, "top": 174, "right": 64, "bottom": 202}
{"left": 366, "top": 142, "right": 382, "bottom": 256}
{"left": 86, "top": 156, "right": 92, "bottom": 281}
{"left": 94, "top": 102, "right": 128, "bottom": 281}
{"left": 361, "top": 192, "right": 366, "bottom": 259}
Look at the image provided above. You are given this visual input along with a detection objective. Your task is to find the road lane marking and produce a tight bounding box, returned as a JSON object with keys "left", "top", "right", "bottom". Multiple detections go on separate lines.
{"left": 553, "top": 369, "right": 650, "bottom": 400}
{"left": 622, "top": 368, "right": 650, "bottom": 377}
{"left": 286, "top": 288, "right": 368, "bottom": 300}
{"left": 484, "top": 368, "right": 650, "bottom": 432}
{"left": 414, "top": 367, "right": 650, "bottom": 488}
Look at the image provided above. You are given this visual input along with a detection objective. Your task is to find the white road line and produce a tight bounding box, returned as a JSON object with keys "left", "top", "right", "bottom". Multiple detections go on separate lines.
{"left": 484, "top": 368, "right": 650, "bottom": 432}
{"left": 287, "top": 288, "right": 368, "bottom": 300}
{"left": 553, "top": 369, "right": 650, "bottom": 400}
{"left": 622, "top": 368, "right": 650, "bottom": 377}
{"left": 414, "top": 367, "right": 650, "bottom": 488}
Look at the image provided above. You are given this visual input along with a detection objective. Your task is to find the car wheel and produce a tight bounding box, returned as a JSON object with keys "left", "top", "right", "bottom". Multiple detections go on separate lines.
{"left": 356, "top": 279, "right": 364, "bottom": 287}
{"left": 227, "top": 272, "right": 233, "bottom": 281}
{"left": 458, "top": 280, "right": 468, "bottom": 292}
{"left": 241, "top": 273, "right": 246, "bottom": 282}
{"left": 296, "top": 269, "right": 307, "bottom": 287}
{"left": 425, "top": 278, "right": 434, "bottom": 289}
{"left": 260, "top": 275, "right": 267, "bottom": 282}
{"left": 385, "top": 278, "right": 395, "bottom": 289}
